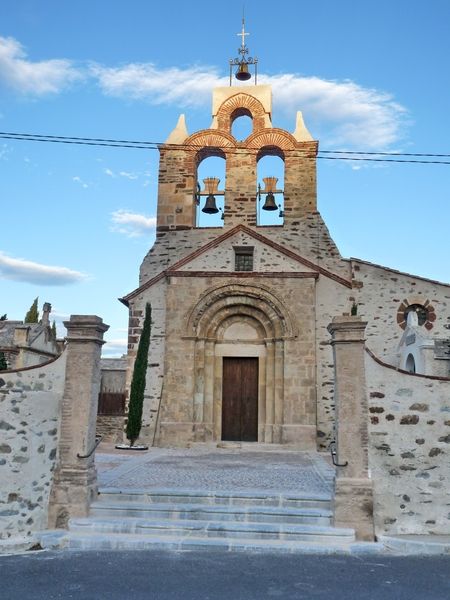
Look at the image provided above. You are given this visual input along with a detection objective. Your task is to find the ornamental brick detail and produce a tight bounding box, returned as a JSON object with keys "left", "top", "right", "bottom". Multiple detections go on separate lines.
{"left": 216, "top": 93, "right": 267, "bottom": 133}
{"left": 397, "top": 297, "right": 436, "bottom": 330}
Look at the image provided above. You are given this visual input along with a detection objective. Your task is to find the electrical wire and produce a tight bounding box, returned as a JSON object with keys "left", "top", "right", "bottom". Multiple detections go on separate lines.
{"left": 1, "top": 131, "right": 450, "bottom": 165}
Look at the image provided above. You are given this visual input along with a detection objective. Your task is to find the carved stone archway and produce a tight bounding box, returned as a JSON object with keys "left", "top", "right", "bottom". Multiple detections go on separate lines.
{"left": 185, "top": 283, "right": 296, "bottom": 443}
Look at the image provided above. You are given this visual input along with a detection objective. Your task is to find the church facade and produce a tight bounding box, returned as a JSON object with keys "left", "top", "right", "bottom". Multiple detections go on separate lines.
{"left": 121, "top": 82, "right": 450, "bottom": 453}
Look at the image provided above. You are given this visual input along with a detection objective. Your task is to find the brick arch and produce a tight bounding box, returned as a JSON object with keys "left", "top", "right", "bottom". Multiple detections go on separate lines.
{"left": 247, "top": 128, "right": 298, "bottom": 152}
{"left": 216, "top": 93, "right": 267, "bottom": 134}
{"left": 185, "top": 130, "right": 237, "bottom": 151}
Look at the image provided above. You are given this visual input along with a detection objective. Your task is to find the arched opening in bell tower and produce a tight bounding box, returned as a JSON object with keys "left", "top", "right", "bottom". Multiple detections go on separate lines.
{"left": 231, "top": 108, "right": 253, "bottom": 141}
{"left": 257, "top": 147, "right": 285, "bottom": 226}
{"left": 196, "top": 149, "right": 226, "bottom": 228}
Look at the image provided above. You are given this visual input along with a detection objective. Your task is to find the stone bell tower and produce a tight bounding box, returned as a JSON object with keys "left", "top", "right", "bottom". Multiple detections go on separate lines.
{"left": 122, "top": 21, "right": 351, "bottom": 449}
{"left": 156, "top": 19, "right": 318, "bottom": 233}
{"left": 157, "top": 86, "right": 317, "bottom": 231}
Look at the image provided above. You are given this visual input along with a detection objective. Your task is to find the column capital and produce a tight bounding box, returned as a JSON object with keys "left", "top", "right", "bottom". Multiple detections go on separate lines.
{"left": 64, "top": 315, "right": 109, "bottom": 345}
{"left": 327, "top": 315, "right": 367, "bottom": 344}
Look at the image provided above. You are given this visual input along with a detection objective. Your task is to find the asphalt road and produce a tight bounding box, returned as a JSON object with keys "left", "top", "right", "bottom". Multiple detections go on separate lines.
{"left": 1, "top": 549, "right": 450, "bottom": 600}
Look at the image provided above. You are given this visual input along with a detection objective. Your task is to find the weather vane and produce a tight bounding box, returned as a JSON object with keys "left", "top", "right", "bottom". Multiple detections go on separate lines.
{"left": 229, "top": 14, "right": 258, "bottom": 85}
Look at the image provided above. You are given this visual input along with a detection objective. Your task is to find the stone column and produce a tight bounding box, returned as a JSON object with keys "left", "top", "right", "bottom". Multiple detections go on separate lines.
{"left": 48, "top": 315, "right": 109, "bottom": 528}
{"left": 327, "top": 316, "right": 374, "bottom": 541}
{"left": 264, "top": 340, "right": 275, "bottom": 443}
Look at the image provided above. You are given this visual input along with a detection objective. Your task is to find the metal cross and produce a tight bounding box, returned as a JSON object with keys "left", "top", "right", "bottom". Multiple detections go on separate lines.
{"left": 237, "top": 17, "right": 249, "bottom": 49}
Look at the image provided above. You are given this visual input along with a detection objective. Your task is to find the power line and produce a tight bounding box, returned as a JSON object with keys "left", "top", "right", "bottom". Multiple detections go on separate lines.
{"left": 319, "top": 155, "right": 450, "bottom": 165}
{"left": 319, "top": 149, "right": 450, "bottom": 158}
{"left": 1, "top": 131, "right": 450, "bottom": 165}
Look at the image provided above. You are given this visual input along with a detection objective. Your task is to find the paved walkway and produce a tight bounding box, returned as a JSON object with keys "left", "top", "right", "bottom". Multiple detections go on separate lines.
{"left": 95, "top": 445, "right": 335, "bottom": 495}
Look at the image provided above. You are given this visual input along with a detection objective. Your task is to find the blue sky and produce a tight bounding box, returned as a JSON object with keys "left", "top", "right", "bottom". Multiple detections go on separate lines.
{"left": 1, "top": 0, "right": 449, "bottom": 356}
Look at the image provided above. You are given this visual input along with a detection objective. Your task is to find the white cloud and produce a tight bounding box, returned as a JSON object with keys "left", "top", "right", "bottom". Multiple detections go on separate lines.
{"left": 0, "top": 34, "right": 407, "bottom": 148}
{"left": 0, "top": 252, "right": 89, "bottom": 285}
{"left": 91, "top": 62, "right": 223, "bottom": 108}
{"left": 0, "top": 35, "right": 81, "bottom": 95}
{"left": 119, "top": 171, "right": 138, "bottom": 180}
{"left": 111, "top": 209, "right": 156, "bottom": 238}
{"left": 0, "top": 143, "right": 10, "bottom": 160}
{"left": 263, "top": 74, "right": 407, "bottom": 149}
{"left": 102, "top": 337, "right": 127, "bottom": 357}
{"left": 72, "top": 175, "right": 89, "bottom": 188}
{"left": 103, "top": 167, "right": 139, "bottom": 180}
{"left": 92, "top": 62, "right": 407, "bottom": 148}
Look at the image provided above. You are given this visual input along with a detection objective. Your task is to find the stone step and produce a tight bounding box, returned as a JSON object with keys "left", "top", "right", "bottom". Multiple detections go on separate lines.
{"left": 37, "top": 529, "right": 383, "bottom": 556}
{"left": 69, "top": 516, "right": 355, "bottom": 544}
{"left": 90, "top": 501, "right": 332, "bottom": 526}
{"left": 97, "top": 488, "right": 332, "bottom": 510}
{"left": 63, "top": 531, "right": 356, "bottom": 554}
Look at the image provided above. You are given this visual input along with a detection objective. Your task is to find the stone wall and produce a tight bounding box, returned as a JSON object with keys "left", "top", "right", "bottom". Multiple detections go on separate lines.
{"left": 0, "top": 353, "right": 66, "bottom": 544}
{"left": 366, "top": 349, "right": 450, "bottom": 535}
{"left": 96, "top": 416, "right": 123, "bottom": 444}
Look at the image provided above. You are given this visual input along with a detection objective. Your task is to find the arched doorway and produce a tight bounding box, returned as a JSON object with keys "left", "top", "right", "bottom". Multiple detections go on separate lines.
{"left": 185, "top": 283, "right": 296, "bottom": 443}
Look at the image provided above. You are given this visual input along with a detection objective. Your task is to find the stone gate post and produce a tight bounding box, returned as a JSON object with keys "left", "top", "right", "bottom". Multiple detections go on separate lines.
{"left": 48, "top": 315, "right": 109, "bottom": 528}
{"left": 327, "top": 315, "right": 374, "bottom": 541}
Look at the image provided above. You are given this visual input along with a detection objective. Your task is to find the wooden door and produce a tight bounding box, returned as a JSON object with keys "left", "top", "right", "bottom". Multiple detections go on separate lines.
{"left": 222, "top": 357, "right": 258, "bottom": 442}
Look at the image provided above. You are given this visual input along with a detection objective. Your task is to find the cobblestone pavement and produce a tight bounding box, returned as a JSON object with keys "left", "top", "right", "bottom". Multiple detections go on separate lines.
{"left": 95, "top": 446, "right": 334, "bottom": 495}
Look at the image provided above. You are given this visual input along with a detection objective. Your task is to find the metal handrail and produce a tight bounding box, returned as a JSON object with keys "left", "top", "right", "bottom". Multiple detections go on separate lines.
{"left": 77, "top": 435, "right": 102, "bottom": 459}
{"left": 329, "top": 440, "right": 348, "bottom": 467}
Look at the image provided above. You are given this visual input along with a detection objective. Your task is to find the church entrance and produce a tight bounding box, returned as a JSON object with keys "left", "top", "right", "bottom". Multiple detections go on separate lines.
{"left": 222, "top": 357, "right": 258, "bottom": 442}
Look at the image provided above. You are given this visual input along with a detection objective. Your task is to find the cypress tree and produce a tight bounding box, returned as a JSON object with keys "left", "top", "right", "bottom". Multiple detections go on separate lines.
{"left": 0, "top": 314, "right": 7, "bottom": 321}
{"left": 0, "top": 351, "right": 8, "bottom": 371}
{"left": 126, "top": 303, "right": 152, "bottom": 446}
{"left": 51, "top": 320, "right": 57, "bottom": 340}
{"left": 24, "top": 298, "right": 39, "bottom": 323}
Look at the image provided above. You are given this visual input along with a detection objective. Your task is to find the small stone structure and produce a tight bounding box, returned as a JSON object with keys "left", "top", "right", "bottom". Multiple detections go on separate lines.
{"left": 48, "top": 316, "right": 108, "bottom": 528}
{"left": 328, "top": 316, "right": 374, "bottom": 540}
{"left": 0, "top": 315, "right": 108, "bottom": 548}
{"left": 397, "top": 311, "right": 450, "bottom": 377}
{"left": 0, "top": 303, "right": 61, "bottom": 370}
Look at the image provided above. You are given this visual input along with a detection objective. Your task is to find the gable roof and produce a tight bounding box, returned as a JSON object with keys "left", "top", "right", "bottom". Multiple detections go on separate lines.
{"left": 119, "top": 224, "right": 352, "bottom": 306}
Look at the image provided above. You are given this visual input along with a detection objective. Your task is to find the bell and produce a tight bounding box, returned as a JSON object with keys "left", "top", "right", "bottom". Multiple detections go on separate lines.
{"left": 202, "top": 194, "right": 219, "bottom": 214}
{"left": 235, "top": 62, "right": 251, "bottom": 81}
{"left": 262, "top": 192, "right": 278, "bottom": 211}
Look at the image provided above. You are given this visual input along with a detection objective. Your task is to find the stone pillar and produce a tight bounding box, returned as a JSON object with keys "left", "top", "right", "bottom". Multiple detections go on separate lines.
{"left": 48, "top": 315, "right": 109, "bottom": 528}
{"left": 327, "top": 316, "right": 374, "bottom": 541}
{"left": 42, "top": 302, "right": 52, "bottom": 327}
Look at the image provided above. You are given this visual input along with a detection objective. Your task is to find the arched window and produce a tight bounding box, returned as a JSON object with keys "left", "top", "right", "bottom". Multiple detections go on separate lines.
{"left": 405, "top": 353, "right": 416, "bottom": 374}
{"left": 196, "top": 150, "right": 225, "bottom": 228}
{"left": 257, "top": 148, "right": 285, "bottom": 226}
{"left": 231, "top": 111, "right": 253, "bottom": 141}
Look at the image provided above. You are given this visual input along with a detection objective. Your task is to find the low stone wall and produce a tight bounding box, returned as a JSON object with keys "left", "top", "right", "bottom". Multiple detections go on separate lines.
{"left": 366, "top": 349, "right": 450, "bottom": 536}
{"left": 96, "top": 416, "right": 124, "bottom": 443}
{"left": 0, "top": 353, "right": 66, "bottom": 544}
